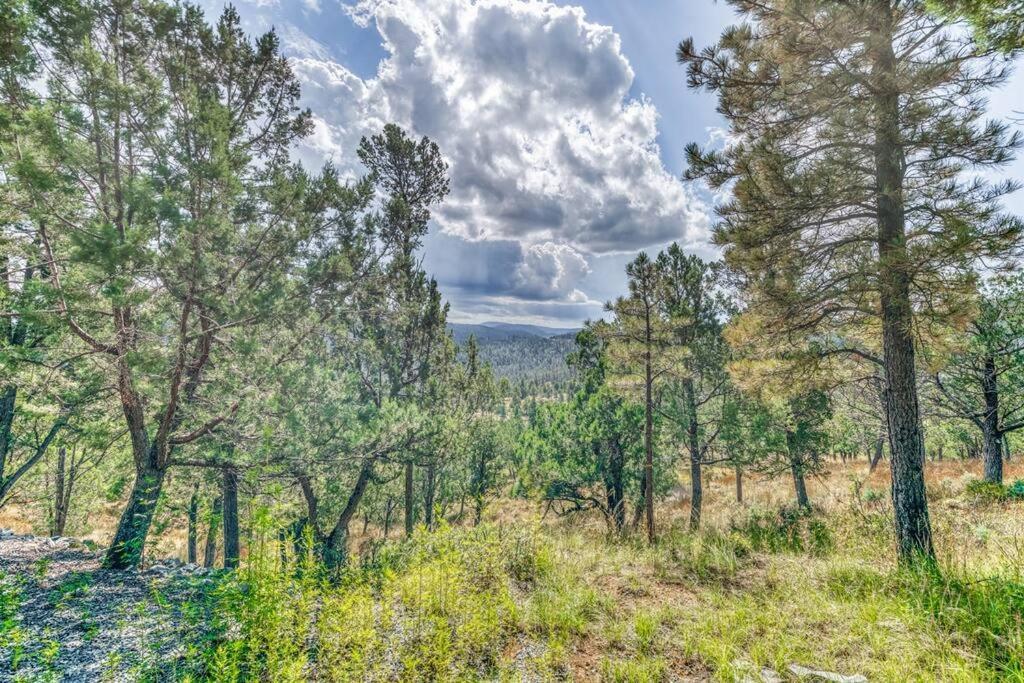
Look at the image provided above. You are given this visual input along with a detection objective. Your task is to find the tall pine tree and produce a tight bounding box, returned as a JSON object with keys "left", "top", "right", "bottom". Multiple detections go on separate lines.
{"left": 682, "top": 0, "right": 1023, "bottom": 561}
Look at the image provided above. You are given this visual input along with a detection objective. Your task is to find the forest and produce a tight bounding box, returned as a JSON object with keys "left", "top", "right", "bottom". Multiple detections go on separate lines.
{"left": 1, "top": 0, "right": 1024, "bottom": 681}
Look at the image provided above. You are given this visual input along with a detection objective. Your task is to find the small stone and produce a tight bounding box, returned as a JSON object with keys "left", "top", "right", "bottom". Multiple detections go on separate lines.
{"left": 788, "top": 663, "right": 868, "bottom": 682}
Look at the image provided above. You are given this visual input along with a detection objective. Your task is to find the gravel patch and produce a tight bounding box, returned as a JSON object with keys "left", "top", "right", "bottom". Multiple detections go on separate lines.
{"left": 0, "top": 530, "right": 219, "bottom": 682}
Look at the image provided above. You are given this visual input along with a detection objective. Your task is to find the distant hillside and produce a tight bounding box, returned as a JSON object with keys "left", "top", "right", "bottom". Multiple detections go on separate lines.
{"left": 447, "top": 321, "right": 579, "bottom": 344}
{"left": 447, "top": 321, "right": 580, "bottom": 393}
{"left": 477, "top": 321, "right": 580, "bottom": 338}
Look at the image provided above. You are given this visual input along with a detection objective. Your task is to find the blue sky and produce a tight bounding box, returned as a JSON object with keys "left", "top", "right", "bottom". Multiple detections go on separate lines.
{"left": 209, "top": 0, "right": 1024, "bottom": 326}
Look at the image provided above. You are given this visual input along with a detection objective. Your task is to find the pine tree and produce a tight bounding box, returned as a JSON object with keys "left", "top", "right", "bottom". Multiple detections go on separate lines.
{"left": 604, "top": 253, "right": 683, "bottom": 543}
{"left": 681, "top": 0, "right": 1023, "bottom": 562}
{"left": 928, "top": 0, "right": 1024, "bottom": 52}
{"left": 13, "top": 2, "right": 315, "bottom": 568}
{"left": 657, "top": 245, "right": 732, "bottom": 530}
{"left": 929, "top": 275, "right": 1024, "bottom": 483}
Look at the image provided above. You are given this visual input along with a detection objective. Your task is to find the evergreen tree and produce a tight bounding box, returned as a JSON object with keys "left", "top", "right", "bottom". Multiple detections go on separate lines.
{"left": 604, "top": 254, "right": 683, "bottom": 542}
{"left": 929, "top": 275, "right": 1024, "bottom": 483}
{"left": 657, "top": 245, "right": 732, "bottom": 530}
{"left": 929, "top": 0, "right": 1024, "bottom": 52}
{"left": 681, "top": 0, "right": 1023, "bottom": 562}
{"left": 11, "top": 1, "right": 316, "bottom": 568}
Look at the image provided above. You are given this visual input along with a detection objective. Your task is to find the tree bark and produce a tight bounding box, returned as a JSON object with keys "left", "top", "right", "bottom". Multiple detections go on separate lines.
{"left": 981, "top": 354, "right": 1003, "bottom": 484}
{"left": 53, "top": 447, "right": 68, "bottom": 536}
{"left": 203, "top": 494, "right": 222, "bottom": 569}
{"left": 324, "top": 460, "right": 374, "bottom": 569}
{"left": 607, "top": 441, "right": 626, "bottom": 532}
{"left": 871, "top": 0, "right": 934, "bottom": 562}
{"left": 222, "top": 468, "right": 240, "bottom": 570}
{"left": 424, "top": 462, "right": 436, "bottom": 530}
{"left": 104, "top": 451, "right": 166, "bottom": 569}
{"left": 383, "top": 497, "right": 395, "bottom": 537}
{"left": 735, "top": 467, "right": 743, "bottom": 504}
{"left": 791, "top": 458, "right": 810, "bottom": 509}
{"left": 0, "top": 386, "right": 16, "bottom": 487}
{"left": 632, "top": 468, "right": 647, "bottom": 531}
{"left": 869, "top": 435, "right": 885, "bottom": 474}
{"left": 186, "top": 483, "right": 199, "bottom": 564}
{"left": 786, "top": 431, "right": 810, "bottom": 509}
{"left": 684, "top": 379, "right": 702, "bottom": 530}
{"left": 644, "top": 324, "right": 655, "bottom": 544}
{"left": 404, "top": 460, "right": 415, "bottom": 537}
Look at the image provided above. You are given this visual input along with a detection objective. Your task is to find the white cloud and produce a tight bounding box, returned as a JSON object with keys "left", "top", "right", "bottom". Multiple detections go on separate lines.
{"left": 292, "top": 0, "right": 709, "bottom": 255}
{"left": 278, "top": 23, "right": 332, "bottom": 59}
{"left": 220, "top": 0, "right": 712, "bottom": 318}
{"left": 514, "top": 242, "right": 592, "bottom": 302}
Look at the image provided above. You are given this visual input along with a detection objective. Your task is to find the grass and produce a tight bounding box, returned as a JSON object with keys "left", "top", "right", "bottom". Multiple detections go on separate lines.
{"left": 5, "top": 460, "right": 1024, "bottom": 681}
{"left": 167, "top": 467, "right": 1024, "bottom": 681}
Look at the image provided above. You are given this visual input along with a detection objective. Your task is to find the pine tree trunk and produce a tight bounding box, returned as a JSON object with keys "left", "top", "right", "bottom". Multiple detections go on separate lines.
{"left": 104, "top": 450, "right": 166, "bottom": 569}
{"left": 222, "top": 468, "right": 240, "bottom": 570}
{"left": 981, "top": 354, "right": 1003, "bottom": 484}
{"left": 424, "top": 462, "right": 436, "bottom": 530}
{"left": 791, "top": 458, "right": 810, "bottom": 510}
{"left": 870, "top": 435, "right": 885, "bottom": 474}
{"left": 684, "top": 379, "right": 702, "bottom": 530}
{"left": 324, "top": 461, "right": 373, "bottom": 569}
{"left": 786, "top": 431, "right": 810, "bottom": 509}
{"left": 632, "top": 468, "right": 647, "bottom": 531}
{"left": 203, "top": 494, "right": 222, "bottom": 568}
{"left": 644, "top": 338, "right": 655, "bottom": 543}
{"left": 871, "top": 0, "right": 934, "bottom": 562}
{"left": 186, "top": 483, "right": 199, "bottom": 564}
{"left": 53, "top": 447, "right": 68, "bottom": 536}
{"left": 404, "top": 460, "right": 415, "bottom": 537}
{"left": 735, "top": 467, "right": 743, "bottom": 504}
{"left": 383, "top": 497, "right": 394, "bottom": 537}
{"left": 608, "top": 441, "right": 626, "bottom": 532}
{"left": 0, "top": 385, "right": 16, "bottom": 487}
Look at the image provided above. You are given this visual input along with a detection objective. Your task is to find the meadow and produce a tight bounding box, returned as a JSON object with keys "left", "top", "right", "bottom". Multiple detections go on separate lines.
{"left": 5, "top": 458, "right": 1021, "bottom": 682}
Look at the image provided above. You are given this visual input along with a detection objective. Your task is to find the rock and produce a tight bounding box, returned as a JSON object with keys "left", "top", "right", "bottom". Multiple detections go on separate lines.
{"left": 735, "top": 659, "right": 784, "bottom": 683}
{"left": 788, "top": 663, "right": 868, "bottom": 682}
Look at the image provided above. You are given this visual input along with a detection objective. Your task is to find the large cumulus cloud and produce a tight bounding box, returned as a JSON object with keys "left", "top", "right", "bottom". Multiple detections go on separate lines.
{"left": 211, "top": 0, "right": 711, "bottom": 320}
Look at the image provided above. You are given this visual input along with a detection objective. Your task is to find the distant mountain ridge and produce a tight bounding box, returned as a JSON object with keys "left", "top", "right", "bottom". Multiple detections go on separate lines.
{"left": 447, "top": 321, "right": 580, "bottom": 343}
{"left": 446, "top": 321, "right": 581, "bottom": 392}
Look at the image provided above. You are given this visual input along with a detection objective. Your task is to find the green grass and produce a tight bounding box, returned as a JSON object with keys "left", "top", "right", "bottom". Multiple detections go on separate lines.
{"left": 8, "top": 495, "right": 1024, "bottom": 682}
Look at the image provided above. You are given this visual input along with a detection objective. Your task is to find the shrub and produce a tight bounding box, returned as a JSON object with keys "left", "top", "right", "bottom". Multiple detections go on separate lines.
{"left": 730, "top": 506, "right": 834, "bottom": 556}
{"left": 1006, "top": 479, "right": 1024, "bottom": 500}
{"left": 964, "top": 479, "right": 1010, "bottom": 503}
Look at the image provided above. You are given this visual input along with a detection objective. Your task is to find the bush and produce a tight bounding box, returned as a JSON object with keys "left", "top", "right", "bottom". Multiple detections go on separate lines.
{"left": 730, "top": 505, "right": 834, "bottom": 556}
{"left": 964, "top": 479, "right": 1010, "bottom": 503}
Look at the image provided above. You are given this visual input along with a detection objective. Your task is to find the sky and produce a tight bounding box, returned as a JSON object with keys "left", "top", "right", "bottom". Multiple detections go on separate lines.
{"left": 203, "top": 0, "right": 1024, "bottom": 327}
